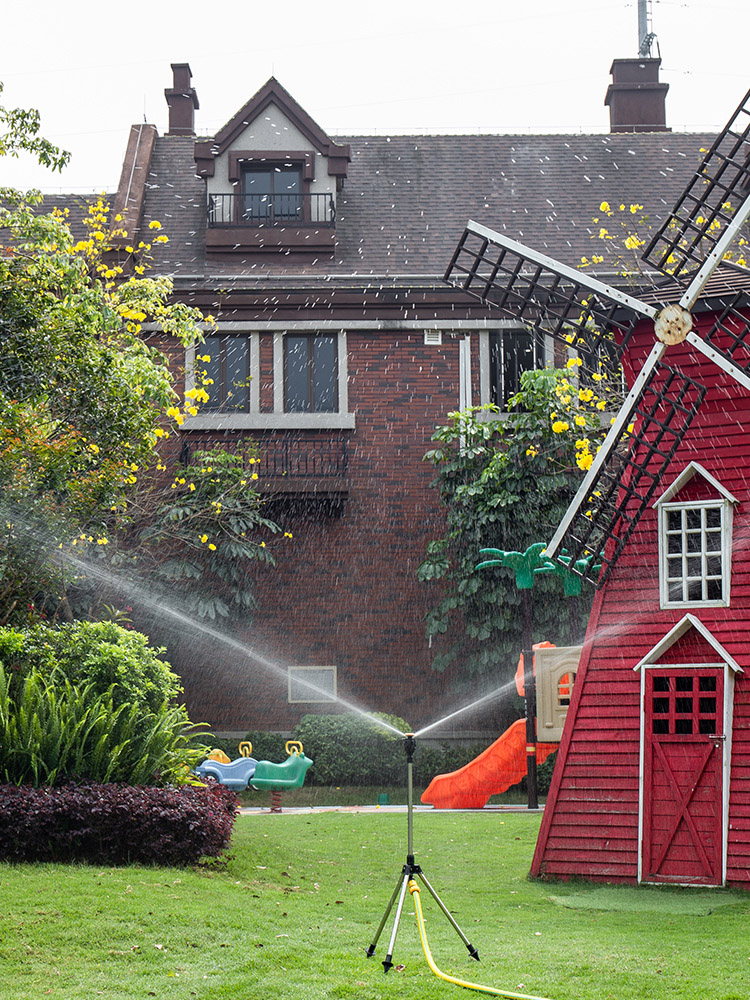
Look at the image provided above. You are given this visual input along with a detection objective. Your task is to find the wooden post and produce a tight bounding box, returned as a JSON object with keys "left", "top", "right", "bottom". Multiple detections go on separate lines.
{"left": 522, "top": 590, "right": 538, "bottom": 810}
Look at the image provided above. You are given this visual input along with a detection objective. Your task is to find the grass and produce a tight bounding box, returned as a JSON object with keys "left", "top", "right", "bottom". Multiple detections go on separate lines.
{"left": 1, "top": 810, "right": 749, "bottom": 999}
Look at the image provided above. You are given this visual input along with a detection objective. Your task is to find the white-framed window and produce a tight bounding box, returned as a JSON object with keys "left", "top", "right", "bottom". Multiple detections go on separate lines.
{"left": 288, "top": 666, "right": 337, "bottom": 704}
{"left": 477, "top": 326, "right": 552, "bottom": 411}
{"left": 655, "top": 463, "right": 737, "bottom": 611}
{"left": 659, "top": 500, "right": 732, "bottom": 608}
{"left": 182, "top": 328, "right": 354, "bottom": 431}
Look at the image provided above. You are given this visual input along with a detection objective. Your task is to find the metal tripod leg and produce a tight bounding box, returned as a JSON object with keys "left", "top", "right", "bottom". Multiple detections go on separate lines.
{"left": 365, "top": 869, "right": 405, "bottom": 960}
{"left": 381, "top": 870, "right": 411, "bottom": 972}
{"left": 416, "top": 869, "right": 479, "bottom": 961}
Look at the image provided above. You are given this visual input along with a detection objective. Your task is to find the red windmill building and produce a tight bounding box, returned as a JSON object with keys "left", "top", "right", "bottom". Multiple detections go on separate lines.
{"left": 445, "top": 89, "right": 750, "bottom": 887}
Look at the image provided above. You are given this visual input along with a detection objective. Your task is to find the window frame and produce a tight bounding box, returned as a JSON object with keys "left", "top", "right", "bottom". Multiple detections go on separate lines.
{"left": 283, "top": 332, "right": 339, "bottom": 414}
{"left": 478, "top": 326, "right": 552, "bottom": 412}
{"left": 240, "top": 163, "right": 304, "bottom": 223}
{"left": 182, "top": 329, "right": 354, "bottom": 431}
{"left": 658, "top": 498, "right": 733, "bottom": 609}
{"left": 288, "top": 665, "right": 337, "bottom": 704}
{"left": 198, "top": 334, "right": 251, "bottom": 413}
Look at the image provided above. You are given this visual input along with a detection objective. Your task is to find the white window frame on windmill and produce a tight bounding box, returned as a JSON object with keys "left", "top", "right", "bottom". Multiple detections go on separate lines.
{"left": 478, "top": 325, "right": 553, "bottom": 413}
{"left": 655, "top": 463, "right": 738, "bottom": 611}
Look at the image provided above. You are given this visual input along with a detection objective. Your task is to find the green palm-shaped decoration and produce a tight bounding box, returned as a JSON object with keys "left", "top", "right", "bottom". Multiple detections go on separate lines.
{"left": 476, "top": 542, "right": 549, "bottom": 590}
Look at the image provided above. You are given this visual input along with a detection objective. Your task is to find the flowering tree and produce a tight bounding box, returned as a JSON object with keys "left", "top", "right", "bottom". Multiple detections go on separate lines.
{"left": 0, "top": 93, "right": 281, "bottom": 626}
{"left": 418, "top": 365, "right": 620, "bottom": 678}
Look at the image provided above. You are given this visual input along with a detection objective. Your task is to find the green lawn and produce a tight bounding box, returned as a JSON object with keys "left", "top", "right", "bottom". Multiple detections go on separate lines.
{"left": 1, "top": 810, "right": 748, "bottom": 999}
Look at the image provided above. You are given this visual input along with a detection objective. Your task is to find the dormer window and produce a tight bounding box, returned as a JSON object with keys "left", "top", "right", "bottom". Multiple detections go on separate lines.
{"left": 242, "top": 164, "right": 302, "bottom": 222}
{"left": 655, "top": 462, "right": 737, "bottom": 610}
{"left": 195, "top": 78, "right": 350, "bottom": 255}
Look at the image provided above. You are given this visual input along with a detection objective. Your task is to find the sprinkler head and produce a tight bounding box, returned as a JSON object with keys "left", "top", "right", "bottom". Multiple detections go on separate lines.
{"left": 403, "top": 733, "right": 417, "bottom": 761}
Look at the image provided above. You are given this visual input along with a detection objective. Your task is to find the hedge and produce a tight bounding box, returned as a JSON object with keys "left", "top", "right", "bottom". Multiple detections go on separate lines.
{"left": 0, "top": 781, "right": 237, "bottom": 865}
{"left": 205, "top": 713, "right": 557, "bottom": 792}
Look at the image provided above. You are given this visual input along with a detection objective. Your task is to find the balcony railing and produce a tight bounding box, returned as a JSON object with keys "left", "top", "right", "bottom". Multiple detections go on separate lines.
{"left": 179, "top": 434, "right": 349, "bottom": 480}
{"left": 207, "top": 193, "right": 336, "bottom": 227}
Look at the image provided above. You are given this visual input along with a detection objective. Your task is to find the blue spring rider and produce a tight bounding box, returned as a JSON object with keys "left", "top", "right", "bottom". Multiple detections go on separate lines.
{"left": 196, "top": 740, "right": 313, "bottom": 810}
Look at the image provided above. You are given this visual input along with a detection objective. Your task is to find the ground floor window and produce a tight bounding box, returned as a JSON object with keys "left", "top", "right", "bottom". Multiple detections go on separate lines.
{"left": 284, "top": 334, "right": 338, "bottom": 413}
{"left": 288, "top": 666, "right": 337, "bottom": 703}
{"left": 199, "top": 335, "right": 250, "bottom": 412}
{"left": 488, "top": 328, "right": 538, "bottom": 408}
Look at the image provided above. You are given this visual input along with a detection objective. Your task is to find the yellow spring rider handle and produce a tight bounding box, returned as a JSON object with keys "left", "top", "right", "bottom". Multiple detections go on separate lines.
{"left": 285, "top": 740, "right": 304, "bottom": 756}
{"left": 408, "top": 880, "right": 552, "bottom": 1000}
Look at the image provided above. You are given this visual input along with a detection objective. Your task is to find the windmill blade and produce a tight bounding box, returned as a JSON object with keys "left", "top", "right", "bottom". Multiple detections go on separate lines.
{"left": 445, "top": 221, "right": 657, "bottom": 364}
{"left": 684, "top": 293, "right": 750, "bottom": 391}
{"left": 546, "top": 345, "right": 707, "bottom": 588}
{"left": 678, "top": 192, "right": 750, "bottom": 310}
{"left": 686, "top": 307, "right": 750, "bottom": 393}
{"left": 642, "top": 87, "right": 750, "bottom": 282}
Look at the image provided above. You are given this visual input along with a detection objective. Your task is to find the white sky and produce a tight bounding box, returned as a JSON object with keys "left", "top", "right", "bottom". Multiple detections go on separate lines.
{"left": 1, "top": 0, "right": 748, "bottom": 193}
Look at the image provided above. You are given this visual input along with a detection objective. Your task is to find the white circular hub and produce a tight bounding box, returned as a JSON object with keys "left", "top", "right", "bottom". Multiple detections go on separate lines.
{"left": 654, "top": 304, "right": 693, "bottom": 345}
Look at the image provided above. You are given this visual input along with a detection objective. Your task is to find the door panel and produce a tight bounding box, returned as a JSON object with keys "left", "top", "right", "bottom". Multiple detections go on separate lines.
{"left": 642, "top": 668, "right": 724, "bottom": 885}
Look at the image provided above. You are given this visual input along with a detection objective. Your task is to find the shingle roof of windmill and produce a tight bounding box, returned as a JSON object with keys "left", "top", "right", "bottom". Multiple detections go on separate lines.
{"left": 131, "top": 130, "right": 719, "bottom": 288}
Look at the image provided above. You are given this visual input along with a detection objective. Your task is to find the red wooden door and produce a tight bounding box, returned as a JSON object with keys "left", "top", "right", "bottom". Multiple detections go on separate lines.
{"left": 642, "top": 668, "right": 724, "bottom": 885}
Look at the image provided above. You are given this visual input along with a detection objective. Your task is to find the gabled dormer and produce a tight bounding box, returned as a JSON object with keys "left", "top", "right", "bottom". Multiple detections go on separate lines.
{"left": 654, "top": 462, "right": 738, "bottom": 609}
{"left": 193, "top": 78, "right": 351, "bottom": 255}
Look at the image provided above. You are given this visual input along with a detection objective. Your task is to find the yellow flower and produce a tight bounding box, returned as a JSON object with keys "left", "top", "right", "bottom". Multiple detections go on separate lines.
{"left": 551, "top": 420, "right": 569, "bottom": 433}
{"left": 208, "top": 543, "right": 216, "bottom": 551}
{"left": 599, "top": 201, "right": 611, "bottom": 213}
{"left": 574, "top": 414, "right": 586, "bottom": 427}
{"left": 251, "top": 473, "right": 259, "bottom": 480}
{"left": 148, "top": 220, "right": 162, "bottom": 230}
{"left": 200, "top": 534, "right": 208, "bottom": 543}
{"left": 576, "top": 452, "right": 593, "bottom": 471}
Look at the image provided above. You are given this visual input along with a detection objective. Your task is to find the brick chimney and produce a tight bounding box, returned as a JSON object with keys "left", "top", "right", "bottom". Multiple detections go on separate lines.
{"left": 605, "top": 58, "right": 669, "bottom": 133}
{"left": 165, "top": 63, "right": 199, "bottom": 136}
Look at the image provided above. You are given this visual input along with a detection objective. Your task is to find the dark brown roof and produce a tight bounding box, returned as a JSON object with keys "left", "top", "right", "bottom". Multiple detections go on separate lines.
{"left": 46, "top": 129, "right": 727, "bottom": 293}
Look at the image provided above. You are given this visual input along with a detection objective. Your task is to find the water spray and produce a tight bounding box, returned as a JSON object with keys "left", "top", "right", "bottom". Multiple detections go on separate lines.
{"left": 366, "top": 734, "right": 552, "bottom": 1000}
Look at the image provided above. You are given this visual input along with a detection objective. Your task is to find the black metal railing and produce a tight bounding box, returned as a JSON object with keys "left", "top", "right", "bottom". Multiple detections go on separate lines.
{"left": 207, "top": 193, "right": 336, "bottom": 227}
{"left": 179, "top": 434, "right": 348, "bottom": 479}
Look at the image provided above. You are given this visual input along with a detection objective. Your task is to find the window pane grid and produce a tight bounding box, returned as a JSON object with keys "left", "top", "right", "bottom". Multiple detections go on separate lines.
{"left": 649, "top": 673, "right": 721, "bottom": 736}
{"left": 664, "top": 504, "right": 725, "bottom": 604}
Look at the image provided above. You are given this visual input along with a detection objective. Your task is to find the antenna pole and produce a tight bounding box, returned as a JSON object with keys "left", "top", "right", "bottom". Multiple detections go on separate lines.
{"left": 638, "top": 0, "right": 654, "bottom": 56}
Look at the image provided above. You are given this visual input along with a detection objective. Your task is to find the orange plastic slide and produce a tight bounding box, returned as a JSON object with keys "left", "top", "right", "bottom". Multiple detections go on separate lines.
{"left": 420, "top": 719, "right": 558, "bottom": 809}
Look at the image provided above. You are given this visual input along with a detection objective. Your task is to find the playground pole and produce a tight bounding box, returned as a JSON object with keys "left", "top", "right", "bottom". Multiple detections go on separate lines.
{"left": 521, "top": 590, "right": 538, "bottom": 810}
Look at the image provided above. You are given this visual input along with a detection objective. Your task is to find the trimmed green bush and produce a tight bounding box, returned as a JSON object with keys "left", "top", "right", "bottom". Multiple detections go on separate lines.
{"left": 293, "top": 713, "right": 408, "bottom": 786}
{"left": 0, "top": 620, "right": 181, "bottom": 712}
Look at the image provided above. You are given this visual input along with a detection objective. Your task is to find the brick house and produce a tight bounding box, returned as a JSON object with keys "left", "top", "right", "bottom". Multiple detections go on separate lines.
{"left": 97, "top": 60, "right": 719, "bottom": 737}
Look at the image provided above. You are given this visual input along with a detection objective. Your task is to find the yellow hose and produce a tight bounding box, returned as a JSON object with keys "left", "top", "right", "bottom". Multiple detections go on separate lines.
{"left": 408, "top": 880, "right": 553, "bottom": 1000}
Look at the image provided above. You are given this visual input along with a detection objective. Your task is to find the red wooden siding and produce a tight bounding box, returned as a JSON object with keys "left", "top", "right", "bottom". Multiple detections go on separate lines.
{"left": 533, "top": 308, "right": 750, "bottom": 887}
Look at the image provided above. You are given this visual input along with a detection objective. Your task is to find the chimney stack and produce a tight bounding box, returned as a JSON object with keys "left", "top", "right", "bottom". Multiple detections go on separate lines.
{"left": 605, "top": 58, "right": 669, "bottom": 133}
{"left": 165, "top": 63, "right": 199, "bottom": 136}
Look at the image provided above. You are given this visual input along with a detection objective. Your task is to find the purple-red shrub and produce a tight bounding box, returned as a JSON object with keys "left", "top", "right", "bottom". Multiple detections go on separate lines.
{"left": 0, "top": 781, "right": 238, "bottom": 865}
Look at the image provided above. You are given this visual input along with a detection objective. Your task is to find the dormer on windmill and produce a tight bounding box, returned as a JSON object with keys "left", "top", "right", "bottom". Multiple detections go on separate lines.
{"left": 192, "top": 77, "right": 351, "bottom": 256}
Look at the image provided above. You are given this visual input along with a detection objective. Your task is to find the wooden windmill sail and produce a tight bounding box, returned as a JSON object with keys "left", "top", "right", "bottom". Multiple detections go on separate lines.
{"left": 445, "top": 89, "right": 750, "bottom": 588}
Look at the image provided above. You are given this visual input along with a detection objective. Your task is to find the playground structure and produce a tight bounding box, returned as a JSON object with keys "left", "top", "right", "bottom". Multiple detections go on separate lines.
{"left": 421, "top": 644, "right": 580, "bottom": 809}
{"left": 196, "top": 740, "right": 313, "bottom": 811}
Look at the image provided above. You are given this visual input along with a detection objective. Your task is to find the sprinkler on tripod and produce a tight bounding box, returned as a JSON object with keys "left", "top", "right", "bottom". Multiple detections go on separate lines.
{"left": 365, "top": 733, "right": 553, "bottom": 1000}
{"left": 366, "top": 732, "right": 479, "bottom": 972}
